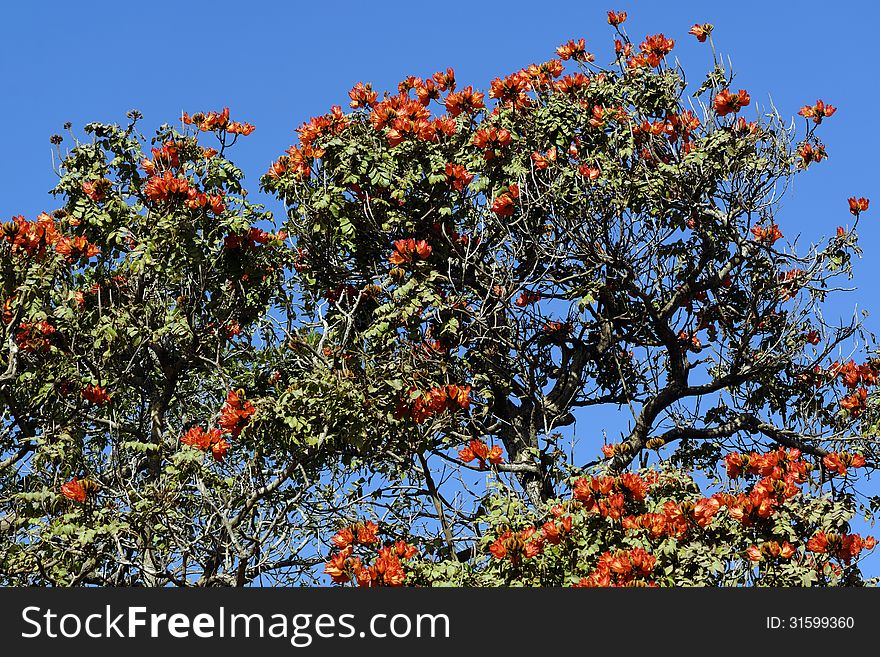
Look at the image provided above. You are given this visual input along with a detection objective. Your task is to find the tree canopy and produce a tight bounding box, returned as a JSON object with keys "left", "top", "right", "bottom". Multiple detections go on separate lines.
{"left": 1, "top": 12, "right": 878, "bottom": 587}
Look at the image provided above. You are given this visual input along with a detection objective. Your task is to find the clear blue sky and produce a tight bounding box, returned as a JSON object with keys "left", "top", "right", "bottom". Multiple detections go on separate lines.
{"left": 2, "top": 0, "right": 880, "bottom": 576}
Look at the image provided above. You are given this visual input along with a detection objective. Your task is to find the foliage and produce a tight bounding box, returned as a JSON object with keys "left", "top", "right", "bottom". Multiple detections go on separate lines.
{"left": 1, "top": 12, "right": 878, "bottom": 587}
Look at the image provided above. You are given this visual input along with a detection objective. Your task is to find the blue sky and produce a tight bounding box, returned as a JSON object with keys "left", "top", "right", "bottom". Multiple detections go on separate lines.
{"left": 3, "top": 0, "right": 880, "bottom": 577}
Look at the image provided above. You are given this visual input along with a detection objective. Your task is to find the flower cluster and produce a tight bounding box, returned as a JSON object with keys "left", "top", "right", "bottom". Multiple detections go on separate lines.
{"left": 473, "top": 127, "right": 512, "bottom": 161}
{"left": 182, "top": 107, "right": 255, "bottom": 135}
{"left": 807, "top": 532, "right": 876, "bottom": 563}
{"left": 798, "top": 100, "right": 836, "bottom": 125}
{"left": 490, "top": 183, "right": 519, "bottom": 216}
{"left": 403, "top": 384, "right": 471, "bottom": 424}
{"left": 746, "top": 540, "right": 796, "bottom": 562}
{"left": 574, "top": 547, "right": 657, "bottom": 587}
{"left": 389, "top": 238, "right": 432, "bottom": 264}
{"left": 444, "top": 163, "right": 473, "bottom": 191}
{"left": 218, "top": 389, "right": 257, "bottom": 437}
{"left": 181, "top": 426, "right": 230, "bottom": 461}
{"left": 751, "top": 223, "right": 783, "bottom": 245}
{"left": 325, "top": 521, "right": 418, "bottom": 587}
{"left": 713, "top": 88, "right": 751, "bottom": 117}
{"left": 822, "top": 451, "right": 867, "bottom": 477}
{"left": 848, "top": 197, "right": 869, "bottom": 216}
{"left": 489, "top": 526, "right": 544, "bottom": 564}
{"left": 81, "top": 384, "right": 111, "bottom": 406}
{"left": 458, "top": 439, "right": 504, "bottom": 469}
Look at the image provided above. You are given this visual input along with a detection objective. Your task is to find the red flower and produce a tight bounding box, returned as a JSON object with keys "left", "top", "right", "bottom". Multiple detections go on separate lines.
{"left": 82, "top": 178, "right": 111, "bottom": 202}
{"left": 445, "top": 86, "right": 485, "bottom": 117}
{"left": 489, "top": 72, "right": 531, "bottom": 110}
{"left": 688, "top": 23, "right": 713, "bottom": 42}
{"left": 751, "top": 224, "right": 783, "bottom": 245}
{"left": 848, "top": 197, "right": 869, "bottom": 216}
{"left": 639, "top": 34, "right": 675, "bottom": 67}
{"left": 389, "top": 238, "right": 432, "bottom": 264}
{"left": 797, "top": 142, "right": 827, "bottom": 167}
{"left": 578, "top": 163, "right": 601, "bottom": 180}
{"left": 445, "top": 163, "right": 473, "bottom": 190}
{"left": 60, "top": 478, "right": 87, "bottom": 504}
{"left": 515, "top": 290, "right": 541, "bottom": 307}
{"left": 81, "top": 384, "right": 111, "bottom": 406}
{"left": 15, "top": 320, "right": 57, "bottom": 353}
{"left": 490, "top": 183, "right": 519, "bottom": 216}
{"left": 713, "top": 89, "right": 751, "bottom": 117}
{"left": 349, "top": 82, "right": 378, "bottom": 109}
{"left": 823, "top": 451, "right": 867, "bottom": 476}
{"left": 472, "top": 127, "right": 512, "bottom": 160}
{"left": 840, "top": 388, "right": 868, "bottom": 417}
{"left": 218, "top": 389, "right": 256, "bottom": 437}
{"left": 556, "top": 38, "right": 591, "bottom": 62}
{"left": 607, "top": 10, "right": 627, "bottom": 25}
{"left": 798, "top": 99, "right": 837, "bottom": 124}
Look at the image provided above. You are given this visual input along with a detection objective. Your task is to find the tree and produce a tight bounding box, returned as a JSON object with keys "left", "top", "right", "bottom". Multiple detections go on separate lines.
{"left": 1, "top": 12, "right": 877, "bottom": 587}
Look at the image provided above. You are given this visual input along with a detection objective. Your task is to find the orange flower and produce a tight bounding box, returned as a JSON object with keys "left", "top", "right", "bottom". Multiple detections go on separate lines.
{"left": 389, "top": 238, "right": 432, "bottom": 264}
{"left": 82, "top": 178, "right": 111, "bottom": 202}
{"left": 445, "top": 384, "right": 471, "bottom": 410}
{"left": 796, "top": 142, "right": 827, "bottom": 167}
{"left": 356, "top": 521, "right": 380, "bottom": 545}
{"left": 489, "top": 72, "right": 531, "bottom": 110}
{"left": 692, "top": 496, "right": 721, "bottom": 527}
{"left": 823, "top": 451, "right": 867, "bottom": 476}
{"left": 490, "top": 183, "right": 519, "bottom": 217}
{"left": 183, "top": 107, "right": 231, "bottom": 132}
{"left": 848, "top": 197, "right": 869, "bottom": 216}
{"left": 472, "top": 127, "right": 512, "bottom": 160}
{"left": 181, "top": 426, "right": 229, "bottom": 461}
{"left": 324, "top": 551, "right": 351, "bottom": 584}
{"left": 751, "top": 224, "right": 783, "bottom": 245}
{"left": 556, "top": 38, "right": 591, "bottom": 62}
{"left": 15, "top": 320, "right": 57, "bottom": 353}
{"left": 639, "top": 34, "right": 675, "bottom": 67}
{"left": 531, "top": 147, "right": 557, "bottom": 171}
{"left": 227, "top": 121, "right": 255, "bottom": 136}
{"left": 688, "top": 23, "right": 713, "bottom": 42}
{"left": 840, "top": 388, "right": 868, "bottom": 417}
{"left": 713, "top": 89, "right": 751, "bottom": 117}
{"left": 459, "top": 438, "right": 503, "bottom": 469}
{"left": 81, "top": 384, "right": 111, "bottom": 406}
{"left": 607, "top": 10, "right": 627, "bottom": 25}
{"left": 55, "top": 236, "right": 100, "bottom": 261}
{"left": 218, "top": 389, "right": 256, "bottom": 437}
{"left": 60, "top": 478, "right": 87, "bottom": 503}
{"left": 444, "top": 163, "right": 473, "bottom": 191}
{"left": 746, "top": 545, "right": 762, "bottom": 562}
{"left": 798, "top": 99, "right": 837, "bottom": 124}
{"left": 428, "top": 68, "right": 455, "bottom": 92}
{"left": 331, "top": 527, "right": 355, "bottom": 549}
{"left": 349, "top": 82, "right": 378, "bottom": 109}
{"left": 578, "top": 163, "right": 601, "bottom": 180}
{"left": 445, "top": 86, "right": 485, "bottom": 117}
{"left": 515, "top": 290, "right": 541, "bottom": 307}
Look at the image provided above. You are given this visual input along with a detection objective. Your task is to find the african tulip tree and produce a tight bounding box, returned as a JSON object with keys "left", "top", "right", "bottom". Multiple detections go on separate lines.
{"left": 1, "top": 13, "right": 878, "bottom": 587}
